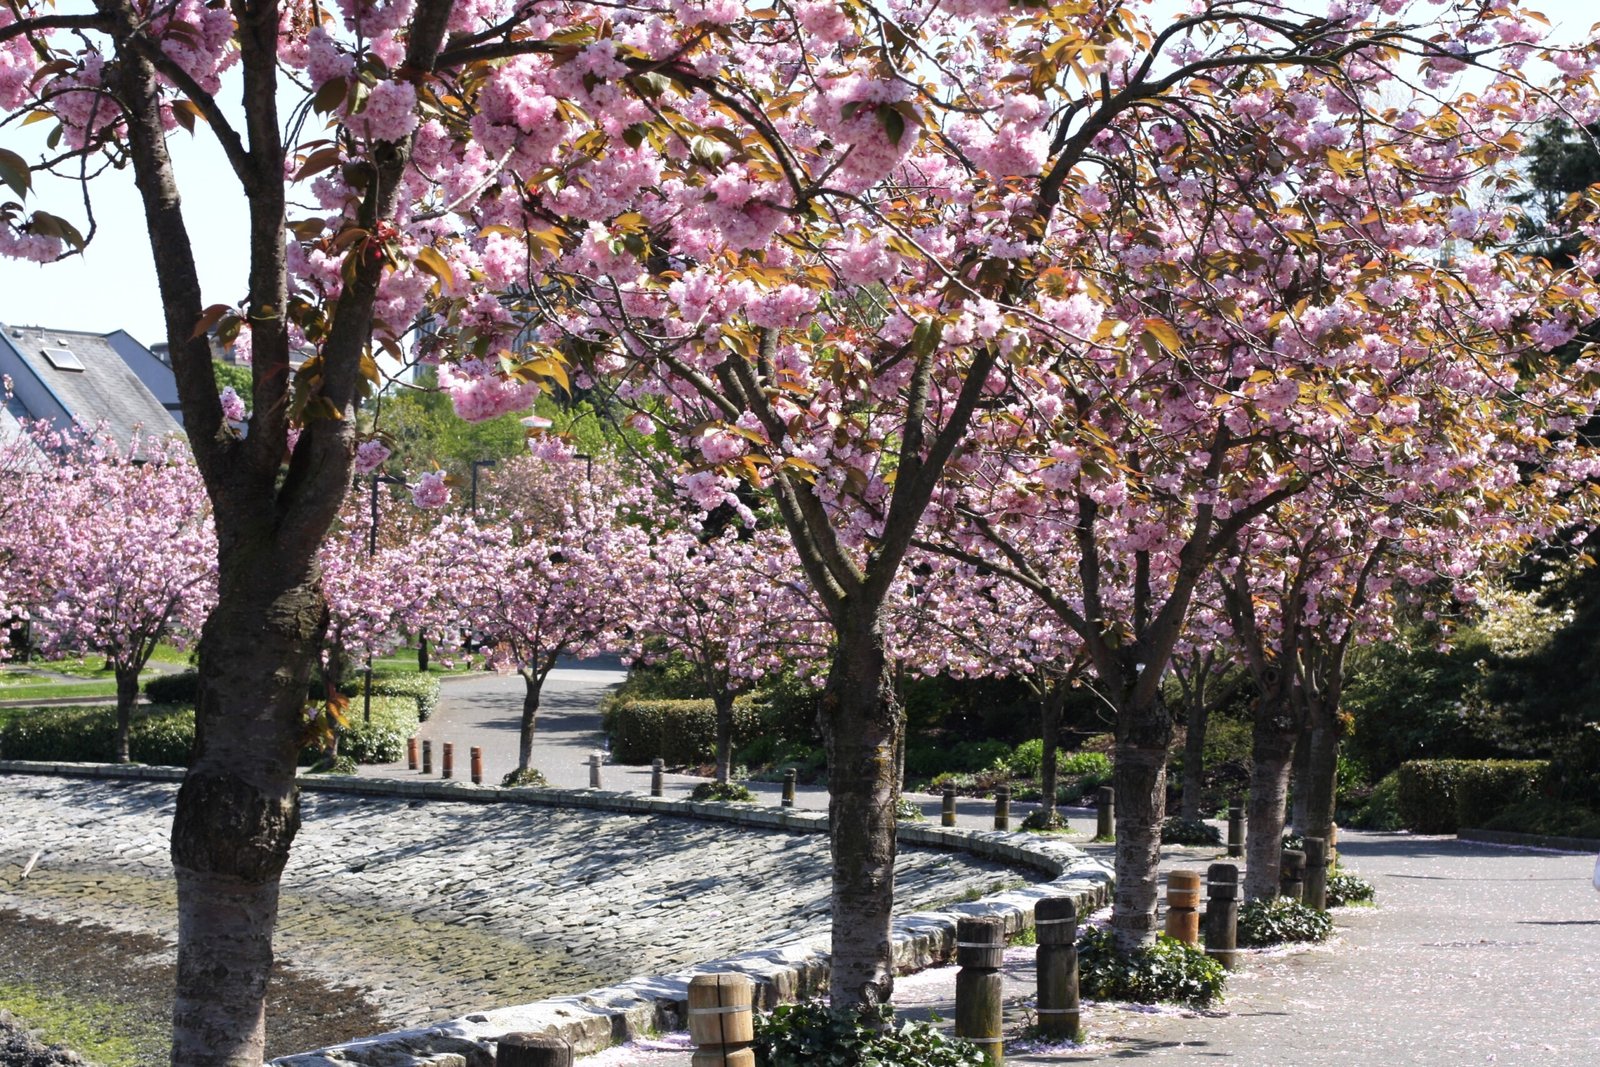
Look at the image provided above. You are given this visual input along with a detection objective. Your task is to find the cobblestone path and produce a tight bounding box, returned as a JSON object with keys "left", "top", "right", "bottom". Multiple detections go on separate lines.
{"left": 0, "top": 776, "right": 1032, "bottom": 1029}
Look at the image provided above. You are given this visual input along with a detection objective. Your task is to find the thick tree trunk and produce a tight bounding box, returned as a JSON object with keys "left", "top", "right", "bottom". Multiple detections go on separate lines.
{"left": 1110, "top": 696, "right": 1174, "bottom": 951}
{"left": 517, "top": 672, "right": 543, "bottom": 773}
{"left": 821, "top": 612, "right": 902, "bottom": 1011}
{"left": 1301, "top": 704, "right": 1341, "bottom": 854}
{"left": 170, "top": 574, "right": 323, "bottom": 1066}
{"left": 114, "top": 667, "right": 140, "bottom": 764}
{"left": 1289, "top": 725, "right": 1312, "bottom": 832}
{"left": 713, "top": 691, "right": 735, "bottom": 785}
{"left": 1244, "top": 713, "right": 1296, "bottom": 901}
{"left": 1038, "top": 685, "right": 1064, "bottom": 825}
{"left": 1179, "top": 696, "right": 1209, "bottom": 820}
{"left": 417, "top": 632, "right": 429, "bottom": 673}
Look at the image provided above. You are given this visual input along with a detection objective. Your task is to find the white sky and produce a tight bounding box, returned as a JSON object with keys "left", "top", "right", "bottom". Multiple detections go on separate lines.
{"left": 0, "top": 1, "right": 1595, "bottom": 348}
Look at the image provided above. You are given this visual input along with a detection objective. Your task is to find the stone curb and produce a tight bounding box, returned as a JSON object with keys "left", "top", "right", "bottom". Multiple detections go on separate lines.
{"left": 0, "top": 761, "right": 1114, "bottom": 1067}
{"left": 1458, "top": 826, "right": 1600, "bottom": 852}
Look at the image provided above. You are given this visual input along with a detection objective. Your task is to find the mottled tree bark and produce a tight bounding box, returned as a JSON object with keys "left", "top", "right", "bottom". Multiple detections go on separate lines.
{"left": 1244, "top": 702, "right": 1297, "bottom": 901}
{"left": 1110, "top": 697, "right": 1174, "bottom": 948}
{"left": 1299, "top": 695, "right": 1343, "bottom": 853}
{"left": 114, "top": 666, "right": 141, "bottom": 764}
{"left": 517, "top": 669, "right": 545, "bottom": 774}
{"left": 713, "top": 690, "right": 736, "bottom": 784}
{"left": 1179, "top": 698, "right": 1209, "bottom": 821}
{"left": 1037, "top": 683, "right": 1065, "bottom": 825}
{"left": 1289, "top": 725, "right": 1312, "bottom": 832}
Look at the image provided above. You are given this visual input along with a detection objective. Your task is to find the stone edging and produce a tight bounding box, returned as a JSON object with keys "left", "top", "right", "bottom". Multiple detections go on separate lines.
{"left": 1458, "top": 826, "right": 1600, "bottom": 852}
{"left": 0, "top": 761, "right": 1113, "bottom": 1067}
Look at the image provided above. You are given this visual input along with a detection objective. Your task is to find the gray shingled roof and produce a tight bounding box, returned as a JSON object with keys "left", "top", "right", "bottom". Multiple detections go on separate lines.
{"left": 2, "top": 325, "right": 180, "bottom": 447}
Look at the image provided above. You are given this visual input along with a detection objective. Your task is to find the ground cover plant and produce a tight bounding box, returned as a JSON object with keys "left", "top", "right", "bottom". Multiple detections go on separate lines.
{"left": 1325, "top": 871, "right": 1377, "bottom": 908}
{"left": 754, "top": 1002, "right": 982, "bottom": 1067}
{"left": 1237, "top": 899, "right": 1334, "bottom": 947}
{"left": 1076, "top": 926, "right": 1226, "bottom": 1008}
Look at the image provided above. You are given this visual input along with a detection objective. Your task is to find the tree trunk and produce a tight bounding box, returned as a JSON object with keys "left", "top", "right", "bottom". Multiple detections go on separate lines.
{"left": 713, "top": 691, "right": 735, "bottom": 785}
{"left": 417, "top": 632, "right": 429, "bottom": 673}
{"left": 821, "top": 612, "right": 902, "bottom": 1012}
{"left": 1109, "top": 696, "right": 1174, "bottom": 951}
{"left": 1038, "top": 684, "right": 1064, "bottom": 825}
{"left": 1301, "top": 702, "right": 1341, "bottom": 853}
{"left": 170, "top": 574, "right": 323, "bottom": 1066}
{"left": 518, "top": 671, "right": 543, "bottom": 773}
{"left": 114, "top": 666, "right": 140, "bottom": 764}
{"left": 1289, "top": 724, "right": 1312, "bottom": 832}
{"left": 1179, "top": 693, "right": 1209, "bottom": 820}
{"left": 1244, "top": 708, "right": 1297, "bottom": 901}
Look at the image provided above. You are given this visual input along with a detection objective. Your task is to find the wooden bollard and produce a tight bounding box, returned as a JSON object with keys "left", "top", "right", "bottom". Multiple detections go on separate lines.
{"left": 652, "top": 758, "right": 665, "bottom": 797}
{"left": 441, "top": 742, "right": 454, "bottom": 779}
{"left": 687, "top": 973, "right": 754, "bottom": 1067}
{"left": 1281, "top": 848, "right": 1306, "bottom": 902}
{"left": 955, "top": 916, "right": 1005, "bottom": 1066}
{"left": 497, "top": 1033, "right": 571, "bottom": 1067}
{"left": 1204, "top": 863, "right": 1240, "bottom": 971}
{"left": 1034, "top": 898, "right": 1081, "bottom": 1041}
{"left": 781, "top": 769, "right": 796, "bottom": 808}
{"left": 1328, "top": 822, "right": 1339, "bottom": 868}
{"left": 942, "top": 785, "right": 957, "bottom": 827}
{"left": 994, "top": 785, "right": 1011, "bottom": 831}
{"left": 1164, "top": 869, "right": 1202, "bottom": 945}
{"left": 589, "top": 753, "right": 602, "bottom": 789}
{"left": 421, "top": 740, "right": 432, "bottom": 776}
{"left": 1303, "top": 836, "right": 1328, "bottom": 911}
{"left": 470, "top": 746, "right": 483, "bottom": 785}
{"left": 406, "top": 736, "right": 418, "bottom": 771}
{"left": 1226, "top": 803, "right": 1244, "bottom": 858}
{"left": 1095, "top": 786, "right": 1114, "bottom": 840}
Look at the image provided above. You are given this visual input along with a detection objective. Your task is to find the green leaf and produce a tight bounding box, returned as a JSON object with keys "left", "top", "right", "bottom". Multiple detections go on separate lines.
{"left": 0, "top": 148, "right": 31, "bottom": 199}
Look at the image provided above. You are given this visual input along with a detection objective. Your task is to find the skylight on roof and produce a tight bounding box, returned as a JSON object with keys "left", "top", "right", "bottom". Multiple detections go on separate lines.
{"left": 41, "top": 347, "right": 85, "bottom": 372}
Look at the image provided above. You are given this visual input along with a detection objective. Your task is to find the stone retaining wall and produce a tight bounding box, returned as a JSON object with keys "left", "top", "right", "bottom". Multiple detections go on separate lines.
{"left": 0, "top": 761, "right": 1113, "bottom": 1067}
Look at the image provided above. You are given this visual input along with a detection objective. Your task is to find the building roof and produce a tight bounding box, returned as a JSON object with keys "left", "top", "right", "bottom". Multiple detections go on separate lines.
{"left": 0, "top": 323, "right": 182, "bottom": 448}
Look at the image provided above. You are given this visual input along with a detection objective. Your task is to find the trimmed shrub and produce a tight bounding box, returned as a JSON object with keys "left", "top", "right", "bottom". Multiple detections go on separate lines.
{"left": 335, "top": 696, "right": 416, "bottom": 764}
{"left": 143, "top": 670, "right": 199, "bottom": 705}
{"left": 0, "top": 704, "right": 195, "bottom": 765}
{"left": 1076, "top": 926, "right": 1225, "bottom": 1008}
{"left": 1397, "top": 759, "right": 1549, "bottom": 834}
{"left": 604, "top": 697, "right": 762, "bottom": 765}
{"left": 755, "top": 1002, "right": 983, "bottom": 1067}
{"left": 1325, "top": 869, "right": 1376, "bottom": 907}
{"left": 1162, "top": 817, "right": 1222, "bottom": 846}
{"left": 335, "top": 672, "right": 442, "bottom": 721}
{"left": 690, "top": 781, "right": 756, "bottom": 803}
{"left": 1237, "top": 898, "right": 1333, "bottom": 946}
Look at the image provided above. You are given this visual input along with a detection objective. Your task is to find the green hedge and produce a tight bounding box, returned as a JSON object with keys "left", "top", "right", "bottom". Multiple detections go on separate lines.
{"left": 1396, "top": 759, "right": 1549, "bottom": 834}
{"left": 604, "top": 697, "right": 761, "bottom": 764}
{"left": 144, "top": 670, "right": 199, "bottom": 704}
{"left": 337, "top": 673, "right": 441, "bottom": 722}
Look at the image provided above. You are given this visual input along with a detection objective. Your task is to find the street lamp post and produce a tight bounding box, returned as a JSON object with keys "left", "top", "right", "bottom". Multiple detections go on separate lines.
{"left": 364, "top": 472, "right": 408, "bottom": 724}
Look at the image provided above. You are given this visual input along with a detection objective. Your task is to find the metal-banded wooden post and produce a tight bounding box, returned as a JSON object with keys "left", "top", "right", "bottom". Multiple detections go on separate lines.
{"left": 687, "top": 973, "right": 754, "bottom": 1067}
{"left": 651, "top": 758, "right": 665, "bottom": 797}
{"left": 994, "top": 785, "right": 1011, "bottom": 831}
{"left": 781, "top": 769, "right": 796, "bottom": 808}
{"left": 497, "top": 1033, "right": 571, "bottom": 1067}
{"left": 942, "top": 785, "right": 957, "bottom": 827}
{"left": 421, "top": 740, "right": 432, "bottom": 776}
{"left": 407, "top": 737, "right": 418, "bottom": 772}
{"left": 441, "top": 742, "right": 454, "bottom": 779}
{"left": 470, "top": 746, "right": 483, "bottom": 785}
{"left": 1226, "top": 803, "right": 1244, "bottom": 858}
{"left": 955, "top": 916, "right": 1005, "bottom": 1066}
{"left": 1303, "top": 836, "right": 1328, "bottom": 910}
{"left": 1204, "top": 863, "right": 1240, "bottom": 971}
{"left": 1034, "top": 898, "right": 1081, "bottom": 1041}
{"left": 1095, "top": 786, "right": 1114, "bottom": 840}
{"left": 1280, "top": 848, "right": 1306, "bottom": 902}
{"left": 1163, "top": 870, "right": 1202, "bottom": 945}
{"left": 589, "top": 753, "right": 602, "bottom": 789}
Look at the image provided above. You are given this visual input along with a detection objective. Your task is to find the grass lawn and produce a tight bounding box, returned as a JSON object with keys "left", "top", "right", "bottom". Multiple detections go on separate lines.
{"left": 0, "top": 680, "right": 120, "bottom": 702}
{"left": 368, "top": 646, "right": 474, "bottom": 674}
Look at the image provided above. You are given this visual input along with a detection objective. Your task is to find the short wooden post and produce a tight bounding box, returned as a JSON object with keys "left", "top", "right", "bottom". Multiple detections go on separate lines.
{"left": 942, "top": 785, "right": 957, "bottom": 827}
{"left": 421, "top": 740, "right": 432, "bottom": 776}
{"left": 1095, "top": 786, "right": 1114, "bottom": 840}
{"left": 1280, "top": 848, "right": 1306, "bottom": 902}
{"left": 1328, "top": 822, "right": 1339, "bottom": 868}
{"left": 441, "top": 742, "right": 454, "bottom": 779}
{"left": 955, "top": 916, "right": 1005, "bottom": 1066}
{"left": 1163, "top": 869, "right": 1202, "bottom": 945}
{"left": 781, "top": 769, "right": 796, "bottom": 808}
{"left": 993, "top": 785, "right": 1011, "bottom": 831}
{"left": 687, "top": 973, "right": 754, "bottom": 1067}
{"left": 1226, "top": 803, "right": 1244, "bottom": 858}
{"left": 470, "top": 746, "right": 483, "bottom": 785}
{"left": 1303, "top": 836, "right": 1328, "bottom": 910}
{"left": 651, "top": 758, "right": 665, "bottom": 797}
{"left": 589, "top": 753, "right": 602, "bottom": 789}
{"left": 1204, "top": 863, "right": 1239, "bottom": 971}
{"left": 1034, "top": 897, "right": 1081, "bottom": 1041}
{"left": 406, "top": 736, "right": 418, "bottom": 772}
{"left": 497, "top": 1033, "right": 571, "bottom": 1067}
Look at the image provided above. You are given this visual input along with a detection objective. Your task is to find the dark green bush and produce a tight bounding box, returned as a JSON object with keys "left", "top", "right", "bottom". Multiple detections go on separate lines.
{"left": 1397, "top": 759, "right": 1549, "bottom": 833}
{"left": 1346, "top": 770, "right": 1403, "bottom": 830}
{"left": 1325, "top": 870, "right": 1376, "bottom": 907}
{"left": 604, "top": 698, "right": 762, "bottom": 764}
{"left": 1161, "top": 818, "right": 1222, "bottom": 846}
{"left": 1237, "top": 898, "right": 1333, "bottom": 946}
{"left": 1076, "top": 926, "right": 1225, "bottom": 1007}
{"left": 502, "top": 767, "right": 550, "bottom": 787}
{"left": 0, "top": 704, "right": 195, "bottom": 765}
{"left": 1059, "top": 750, "right": 1112, "bottom": 777}
{"left": 690, "top": 781, "right": 756, "bottom": 803}
{"left": 754, "top": 1002, "right": 983, "bottom": 1067}
{"left": 334, "top": 672, "right": 442, "bottom": 721}
{"left": 905, "top": 738, "right": 1011, "bottom": 781}
{"left": 1005, "top": 738, "right": 1044, "bottom": 778}
{"left": 1479, "top": 796, "right": 1600, "bottom": 839}
{"left": 143, "top": 670, "right": 199, "bottom": 704}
